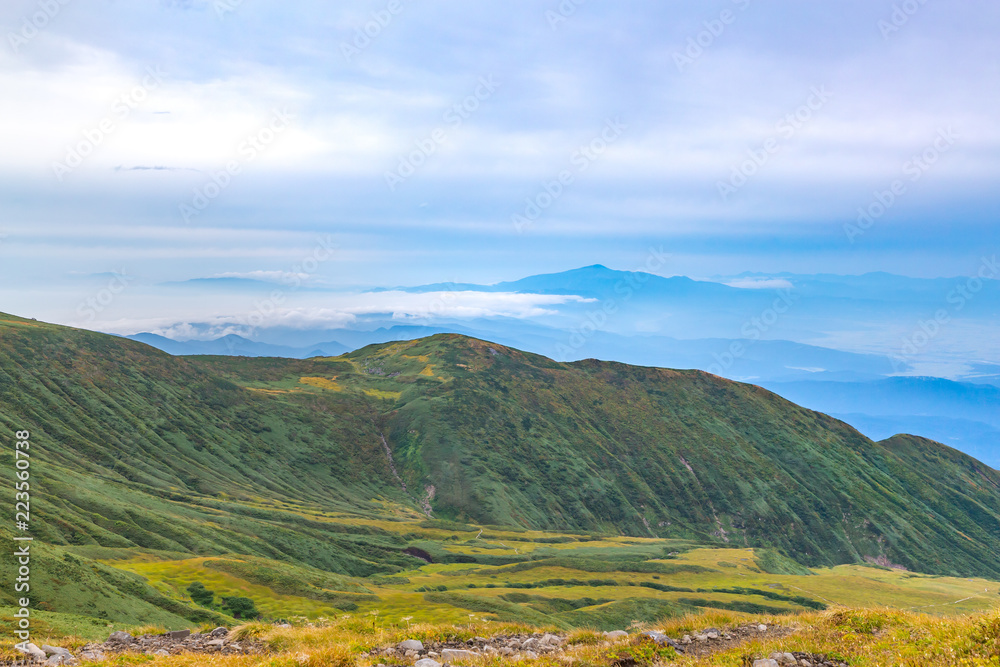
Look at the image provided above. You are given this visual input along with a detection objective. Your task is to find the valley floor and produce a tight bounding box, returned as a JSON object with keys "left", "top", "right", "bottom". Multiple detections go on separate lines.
{"left": 2, "top": 517, "right": 998, "bottom": 666}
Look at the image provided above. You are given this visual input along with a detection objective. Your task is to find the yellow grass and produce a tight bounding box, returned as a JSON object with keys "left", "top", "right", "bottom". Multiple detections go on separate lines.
{"left": 362, "top": 389, "right": 402, "bottom": 400}
{"left": 78, "top": 608, "right": 1000, "bottom": 667}
{"left": 299, "top": 377, "right": 343, "bottom": 392}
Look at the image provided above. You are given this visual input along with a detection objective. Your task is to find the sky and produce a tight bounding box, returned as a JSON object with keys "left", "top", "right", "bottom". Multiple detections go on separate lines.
{"left": 1, "top": 0, "right": 998, "bottom": 332}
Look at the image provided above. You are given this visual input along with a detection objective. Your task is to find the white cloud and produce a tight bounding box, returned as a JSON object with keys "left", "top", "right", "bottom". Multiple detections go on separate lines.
{"left": 79, "top": 290, "right": 596, "bottom": 337}
{"left": 723, "top": 278, "right": 794, "bottom": 290}
{"left": 211, "top": 270, "right": 311, "bottom": 284}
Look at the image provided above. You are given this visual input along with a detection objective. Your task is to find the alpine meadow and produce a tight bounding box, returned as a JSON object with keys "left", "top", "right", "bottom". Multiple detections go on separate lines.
{"left": 3, "top": 1, "right": 1000, "bottom": 666}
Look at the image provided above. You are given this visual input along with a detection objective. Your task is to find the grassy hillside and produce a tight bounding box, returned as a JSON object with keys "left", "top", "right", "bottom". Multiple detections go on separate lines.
{"left": 197, "top": 333, "right": 1000, "bottom": 577}
{"left": 1, "top": 312, "right": 1000, "bottom": 633}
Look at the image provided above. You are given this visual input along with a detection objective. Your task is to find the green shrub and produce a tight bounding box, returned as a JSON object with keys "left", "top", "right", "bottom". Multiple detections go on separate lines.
{"left": 187, "top": 581, "right": 215, "bottom": 606}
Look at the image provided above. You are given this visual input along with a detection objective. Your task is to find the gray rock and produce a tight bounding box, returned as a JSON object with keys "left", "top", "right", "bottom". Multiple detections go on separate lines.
{"left": 522, "top": 650, "right": 539, "bottom": 660}
{"left": 522, "top": 638, "right": 540, "bottom": 650}
{"left": 207, "top": 639, "right": 226, "bottom": 648}
{"left": 79, "top": 650, "right": 106, "bottom": 662}
{"left": 165, "top": 630, "right": 191, "bottom": 640}
{"left": 404, "top": 650, "right": 418, "bottom": 658}
{"left": 399, "top": 639, "right": 424, "bottom": 651}
{"left": 17, "top": 643, "right": 48, "bottom": 661}
{"left": 414, "top": 659, "right": 442, "bottom": 667}
{"left": 441, "top": 648, "right": 477, "bottom": 663}
{"left": 41, "top": 646, "right": 73, "bottom": 658}
{"left": 154, "top": 649, "right": 170, "bottom": 657}
{"left": 541, "top": 633, "right": 561, "bottom": 646}
{"left": 108, "top": 631, "right": 134, "bottom": 643}
{"left": 681, "top": 635, "right": 692, "bottom": 644}
{"left": 754, "top": 661, "right": 780, "bottom": 667}
{"left": 45, "top": 656, "right": 68, "bottom": 667}
{"left": 758, "top": 624, "right": 768, "bottom": 632}
{"left": 210, "top": 627, "right": 229, "bottom": 638}
{"left": 706, "top": 631, "right": 720, "bottom": 640}
{"left": 604, "top": 630, "right": 628, "bottom": 640}
{"left": 642, "top": 632, "right": 682, "bottom": 651}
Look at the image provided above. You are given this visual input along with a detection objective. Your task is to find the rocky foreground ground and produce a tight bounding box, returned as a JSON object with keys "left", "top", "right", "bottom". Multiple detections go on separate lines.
{"left": 12, "top": 627, "right": 266, "bottom": 665}
{"left": 367, "top": 624, "right": 846, "bottom": 667}
{"left": 12, "top": 622, "right": 848, "bottom": 667}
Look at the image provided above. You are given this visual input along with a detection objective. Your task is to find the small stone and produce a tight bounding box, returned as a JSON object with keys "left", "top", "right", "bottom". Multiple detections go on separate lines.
{"left": 414, "top": 659, "right": 442, "bottom": 667}
{"left": 108, "top": 631, "right": 134, "bottom": 643}
{"left": 541, "top": 633, "right": 561, "bottom": 647}
{"left": 758, "top": 624, "right": 768, "bottom": 632}
{"left": 45, "top": 656, "right": 67, "bottom": 667}
{"left": 782, "top": 653, "right": 797, "bottom": 664}
{"left": 706, "top": 631, "right": 720, "bottom": 640}
{"left": 681, "top": 635, "right": 692, "bottom": 644}
{"left": 404, "top": 649, "right": 418, "bottom": 658}
{"left": 41, "top": 646, "right": 73, "bottom": 658}
{"left": 499, "top": 647, "right": 514, "bottom": 655}
{"left": 800, "top": 661, "right": 813, "bottom": 667}
{"left": 154, "top": 649, "right": 170, "bottom": 657}
{"left": 80, "top": 650, "right": 106, "bottom": 662}
{"left": 604, "top": 630, "right": 628, "bottom": 640}
{"left": 17, "top": 644, "right": 46, "bottom": 661}
{"left": 207, "top": 639, "right": 226, "bottom": 648}
{"left": 210, "top": 627, "right": 229, "bottom": 638}
{"left": 166, "top": 629, "right": 191, "bottom": 640}
{"left": 523, "top": 650, "right": 539, "bottom": 659}
{"left": 754, "top": 661, "right": 779, "bottom": 667}
{"left": 399, "top": 639, "right": 424, "bottom": 651}
{"left": 695, "top": 634, "right": 708, "bottom": 642}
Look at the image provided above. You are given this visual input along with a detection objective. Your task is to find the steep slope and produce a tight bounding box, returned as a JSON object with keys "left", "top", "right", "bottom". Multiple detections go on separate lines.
{"left": 198, "top": 334, "right": 1000, "bottom": 578}
{"left": 2, "top": 314, "right": 1000, "bottom": 585}
{"left": 0, "top": 313, "right": 425, "bottom": 623}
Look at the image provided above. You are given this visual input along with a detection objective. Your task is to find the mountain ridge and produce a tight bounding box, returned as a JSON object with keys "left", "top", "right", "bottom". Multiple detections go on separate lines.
{"left": 1, "top": 312, "right": 999, "bottom": 593}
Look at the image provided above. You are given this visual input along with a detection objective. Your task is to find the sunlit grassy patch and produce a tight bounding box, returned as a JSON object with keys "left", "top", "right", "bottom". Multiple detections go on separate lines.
{"left": 299, "top": 377, "right": 343, "bottom": 391}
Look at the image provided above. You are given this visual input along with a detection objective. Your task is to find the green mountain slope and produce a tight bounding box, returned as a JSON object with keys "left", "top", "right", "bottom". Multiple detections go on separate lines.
{"left": 198, "top": 333, "right": 1000, "bottom": 577}
{"left": 1, "top": 313, "right": 999, "bottom": 602}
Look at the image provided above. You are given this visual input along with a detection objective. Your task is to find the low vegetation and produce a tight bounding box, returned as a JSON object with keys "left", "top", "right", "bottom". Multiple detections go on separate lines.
{"left": 0, "top": 315, "right": 997, "bottom": 664}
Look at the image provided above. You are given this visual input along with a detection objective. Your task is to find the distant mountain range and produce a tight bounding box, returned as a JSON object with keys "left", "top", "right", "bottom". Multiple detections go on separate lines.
{"left": 760, "top": 377, "right": 1000, "bottom": 468}
{"left": 127, "top": 332, "right": 350, "bottom": 359}
{"left": 124, "top": 265, "right": 999, "bottom": 467}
